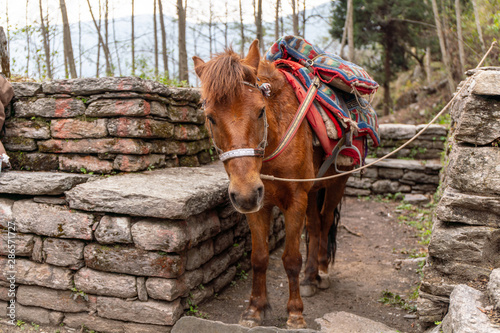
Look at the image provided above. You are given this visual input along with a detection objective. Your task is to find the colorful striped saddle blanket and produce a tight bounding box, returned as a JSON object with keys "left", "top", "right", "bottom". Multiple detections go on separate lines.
{"left": 265, "top": 36, "right": 380, "bottom": 165}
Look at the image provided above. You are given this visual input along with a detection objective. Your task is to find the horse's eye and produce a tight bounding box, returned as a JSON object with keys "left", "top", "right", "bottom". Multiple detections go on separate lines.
{"left": 206, "top": 115, "right": 216, "bottom": 125}
{"left": 258, "top": 107, "right": 266, "bottom": 119}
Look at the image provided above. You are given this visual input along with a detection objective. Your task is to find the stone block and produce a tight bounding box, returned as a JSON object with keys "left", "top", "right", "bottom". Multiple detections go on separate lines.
{"left": 0, "top": 258, "right": 72, "bottom": 290}
{"left": 14, "top": 98, "right": 85, "bottom": 118}
{"left": 378, "top": 168, "right": 404, "bottom": 180}
{"left": 12, "top": 82, "right": 42, "bottom": 96}
{"left": 2, "top": 136, "right": 37, "bottom": 151}
{"left": 51, "top": 118, "right": 108, "bottom": 138}
{"left": 346, "top": 177, "right": 372, "bottom": 189}
{"left": 0, "top": 171, "right": 91, "bottom": 195}
{"left": 344, "top": 187, "right": 371, "bottom": 196}
{"left": 365, "top": 158, "right": 426, "bottom": 171}
{"left": 86, "top": 99, "right": 151, "bottom": 117}
{"left": 8, "top": 152, "right": 59, "bottom": 171}
{"left": 379, "top": 124, "right": 416, "bottom": 139}
{"left": 417, "top": 293, "right": 448, "bottom": 323}
{"left": 315, "top": 311, "right": 401, "bottom": 333}
{"left": 415, "top": 124, "right": 448, "bottom": 137}
{"left": 108, "top": 117, "right": 174, "bottom": 138}
{"left": 402, "top": 171, "right": 439, "bottom": 184}
{"left": 169, "top": 87, "right": 202, "bottom": 103}
{"left": 0, "top": 198, "right": 15, "bottom": 228}
{"left": 84, "top": 243, "right": 185, "bottom": 278}
{"left": 0, "top": 286, "right": 10, "bottom": 301}
{"left": 214, "top": 230, "right": 234, "bottom": 255}
{"left": 429, "top": 219, "right": 500, "bottom": 266}
{"left": 371, "top": 180, "right": 399, "bottom": 194}
{"left": 174, "top": 124, "right": 208, "bottom": 141}
{"left": 95, "top": 216, "right": 133, "bottom": 244}
{"left": 13, "top": 200, "right": 94, "bottom": 240}
{"left": 33, "top": 196, "right": 67, "bottom": 205}
{"left": 471, "top": 70, "right": 500, "bottom": 96}
{"left": 403, "top": 194, "right": 430, "bottom": 205}
{"left": 210, "top": 266, "right": 237, "bottom": 293}
{"left": 137, "top": 277, "right": 148, "bottom": 301}
{"left": 113, "top": 154, "right": 165, "bottom": 172}
{"left": 163, "top": 105, "right": 204, "bottom": 124}
{"left": 436, "top": 187, "right": 500, "bottom": 227}
{"left": 31, "top": 236, "right": 43, "bottom": 263}
{"left": 179, "top": 155, "right": 200, "bottom": 167}
{"left": 228, "top": 241, "right": 245, "bottom": 265}
{"left": 5, "top": 118, "right": 51, "bottom": 139}
{"left": 146, "top": 269, "right": 204, "bottom": 302}
{"left": 66, "top": 166, "right": 229, "bottom": 219}
{"left": 74, "top": 267, "right": 137, "bottom": 298}
{"left": 63, "top": 312, "right": 173, "bottom": 333}
{"left": 182, "top": 285, "right": 214, "bottom": 309}
{"left": 0, "top": 232, "right": 34, "bottom": 257}
{"left": 42, "top": 238, "right": 85, "bottom": 268}
{"left": 171, "top": 317, "right": 248, "bottom": 333}
{"left": 202, "top": 252, "right": 231, "bottom": 284}
{"left": 234, "top": 217, "right": 250, "bottom": 238}
{"left": 151, "top": 140, "right": 211, "bottom": 156}
{"left": 197, "top": 150, "right": 214, "bottom": 164}
{"left": 59, "top": 154, "right": 114, "bottom": 173}
{"left": 17, "top": 285, "right": 96, "bottom": 312}
{"left": 38, "top": 138, "right": 152, "bottom": 155}
{"left": 186, "top": 240, "right": 215, "bottom": 271}
{"left": 446, "top": 144, "right": 500, "bottom": 195}
{"left": 97, "top": 296, "right": 183, "bottom": 325}
{"left": 16, "top": 304, "right": 64, "bottom": 325}
{"left": 488, "top": 269, "right": 500, "bottom": 311}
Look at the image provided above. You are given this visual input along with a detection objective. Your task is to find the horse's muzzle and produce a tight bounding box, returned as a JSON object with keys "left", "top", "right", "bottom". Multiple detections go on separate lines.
{"left": 228, "top": 183, "right": 265, "bottom": 214}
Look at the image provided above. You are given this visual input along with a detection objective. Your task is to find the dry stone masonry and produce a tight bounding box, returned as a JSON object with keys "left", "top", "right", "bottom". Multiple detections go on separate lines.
{"left": 346, "top": 124, "right": 447, "bottom": 198}
{"left": 3, "top": 77, "right": 213, "bottom": 173}
{"left": 418, "top": 68, "right": 500, "bottom": 331}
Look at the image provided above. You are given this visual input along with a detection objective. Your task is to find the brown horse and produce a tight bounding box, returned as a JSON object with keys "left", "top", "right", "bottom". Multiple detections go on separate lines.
{"left": 193, "top": 39, "right": 351, "bottom": 329}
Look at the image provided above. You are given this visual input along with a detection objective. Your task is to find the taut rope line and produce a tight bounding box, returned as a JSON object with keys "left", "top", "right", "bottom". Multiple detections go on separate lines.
{"left": 260, "top": 41, "right": 498, "bottom": 183}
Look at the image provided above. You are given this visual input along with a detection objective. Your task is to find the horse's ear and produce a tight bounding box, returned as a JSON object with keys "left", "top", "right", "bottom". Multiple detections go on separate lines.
{"left": 243, "top": 39, "right": 260, "bottom": 72}
{"left": 192, "top": 56, "right": 206, "bottom": 78}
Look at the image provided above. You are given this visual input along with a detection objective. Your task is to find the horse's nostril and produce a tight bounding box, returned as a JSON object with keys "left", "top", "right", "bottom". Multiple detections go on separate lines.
{"left": 257, "top": 185, "right": 264, "bottom": 199}
{"left": 229, "top": 191, "right": 237, "bottom": 204}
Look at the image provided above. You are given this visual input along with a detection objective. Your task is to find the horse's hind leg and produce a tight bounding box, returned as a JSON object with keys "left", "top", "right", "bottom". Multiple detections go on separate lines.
{"left": 239, "top": 206, "right": 272, "bottom": 328}
{"left": 300, "top": 188, "right": 324, "bottom": 297}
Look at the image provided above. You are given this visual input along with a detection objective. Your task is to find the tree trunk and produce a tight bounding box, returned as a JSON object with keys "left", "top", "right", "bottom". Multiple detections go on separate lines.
{"left": 302, "top": 0, "right": 306, "bottom": 37}
{"left": 471, "top": 0, "right": 485, "bottom": 52}
{"left": 96, "top": 0, "right": 101, "bottom": 77}
{"left": 154, "top": 0, "right": 158, "bottom": 77}
{"left": 383, "top": 32, "right": 393, "bottom": 116}
{"left": 87, "top": 0, "right": 112, "bottom": 78}
{"left": 275, "top": 0, "right": 280, "bottom": 41}
{"left": 209, "top": 0, "right": 213, "bottom": 57}
{"left": 239, "top": 0, "right": 245, "bottom": 57}
{"left": 0, "top": 27, "right": 10, "bottom": 78}
{"left": 39, "top": 0, "right": 52, "bottom": 79}
{"left": 347, "top": 0, "right": 354, "bottom": 61}
{"left": 112, "top": 4, "right": 122, "bottom": 76}
{"left": 158, "top": 0, "right": 168, "bottom": 78}
{"left": 177, "top": 0, "right": 189, "bottom": 82}
{"left": 291, "top": 0, "right": 299, "bottom": 36}
{"left": 425, "top": 46, "right": 432, "bottom": 86}
{"left": 79, "top": 2, "right": 82, "bottom": 77}
{"left": 430, "top": 0, "right": 455, "bottom": 95}
{"left": 131, "top": 0, "right": 135, "bottom": 75}
{"left": 26, "top": 0, "right": 30, "bottom": 77}
{"left": 255, "top": 0, "right": 263, "bottom": 53}
{"left": 340, "top": 0, "right": 351, "bottom": 59}
{"left": 105, "top": 0, "right": 113, "bottom": 76}
{"left": 60, "top": 0, "right": 77, "bottom": 78}
{"left": 455, "top": 0, "right": 465, "bottom": 76}
{"left": 224, "top": 1, "right": 229, "bottom": 48}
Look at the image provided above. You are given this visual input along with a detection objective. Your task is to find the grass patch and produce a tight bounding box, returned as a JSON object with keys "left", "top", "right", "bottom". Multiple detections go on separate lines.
{"left": 379, "top": 290, "right": 417, "bottom": 312}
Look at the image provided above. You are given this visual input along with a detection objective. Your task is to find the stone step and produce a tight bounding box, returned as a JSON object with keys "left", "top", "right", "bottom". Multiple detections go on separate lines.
{"left": 315, "top": 311, "right": 402, "bottom": 333}
{"left": 66, "top": 164, "right": 229, "bottom": 219}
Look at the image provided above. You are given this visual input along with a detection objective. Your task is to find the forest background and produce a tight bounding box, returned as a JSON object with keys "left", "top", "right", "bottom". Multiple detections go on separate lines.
{"left": 0, "top": 0, "right": 499, "bottom": 119}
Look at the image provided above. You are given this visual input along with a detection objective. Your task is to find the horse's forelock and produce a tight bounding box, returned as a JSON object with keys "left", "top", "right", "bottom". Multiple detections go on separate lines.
{"left": 200, "top": 49, "right": 256, "bottom": 105}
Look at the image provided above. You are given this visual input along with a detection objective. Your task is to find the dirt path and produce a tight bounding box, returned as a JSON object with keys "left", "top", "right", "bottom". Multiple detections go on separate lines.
{"left": 198, "top": 196, "right": 425, "bottom": 332}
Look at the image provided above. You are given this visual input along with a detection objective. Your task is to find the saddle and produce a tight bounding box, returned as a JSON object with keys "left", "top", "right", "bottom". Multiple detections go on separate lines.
{"left": 265, "top": 36, "right": 380, "bottom": 174}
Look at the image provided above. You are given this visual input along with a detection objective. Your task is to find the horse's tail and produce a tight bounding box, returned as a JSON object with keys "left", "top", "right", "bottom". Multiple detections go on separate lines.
{"left": 327, "top": 201, "right": 342, "bottom": 265}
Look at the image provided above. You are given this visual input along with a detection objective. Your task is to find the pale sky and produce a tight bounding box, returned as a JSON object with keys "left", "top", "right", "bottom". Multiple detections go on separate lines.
{"left": 0, "top": 0, "right": 331, "bottom": 28}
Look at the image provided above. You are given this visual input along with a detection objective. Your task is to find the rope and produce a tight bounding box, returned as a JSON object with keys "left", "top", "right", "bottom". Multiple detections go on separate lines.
{"left": 260, "top": 41, "right": 498, "bottom": 183}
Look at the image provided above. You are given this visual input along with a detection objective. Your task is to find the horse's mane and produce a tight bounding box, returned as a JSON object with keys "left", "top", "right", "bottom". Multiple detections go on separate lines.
{"left": 199, "top": 49, "right": 257, "bottom": 105}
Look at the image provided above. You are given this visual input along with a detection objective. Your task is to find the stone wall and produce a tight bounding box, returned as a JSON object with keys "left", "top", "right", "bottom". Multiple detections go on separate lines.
{"left": 3, "top": 77, "right": 212, "bottom": 173}
{"left": 417, "top": 68, "right": 500, "bottom": 325}
{"left": 0, "top": 166, "right": 285, "bottom": 332}
{"left": 346, "top": 124, "right": 447, "bottom": 197}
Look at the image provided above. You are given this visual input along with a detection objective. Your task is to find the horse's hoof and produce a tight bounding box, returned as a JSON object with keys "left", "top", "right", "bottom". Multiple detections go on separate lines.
{"left": 239, "top": 318, "right": 260, "bottom": 328}
{"left": 318, "top": 272, "right": 330, "bottom": 289}
{"left": 287, "top": 314, "right": 307, "bottom": 329}
{"left": 300, "top": 283, "right": 317, "bottom": 297}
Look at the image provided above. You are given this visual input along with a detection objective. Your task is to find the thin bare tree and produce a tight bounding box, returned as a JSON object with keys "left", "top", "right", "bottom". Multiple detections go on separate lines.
{"left": 154, "top": 0, "right": 159, "bottom": 77}
{"left": 112, "top": 4, "right": 122, "bottom": 76}
{"left": 60, "top": 0, "right": 77, "bottom": 78}
{"left": 291, "top": 0, "right": 299, "bottom": 36}
{"left": 158, "top": 0, "right": 168, "bottom": 78}
{"left": 275, "top": 0, "right": 280, "bottom": 40}
{"left": 302, "top": 0, "right": 306, "bottom": 37}
{"left": 177, "top": 0, "right": 189, "bottom": 82}
{"left": 0, "top": 27, "right": 10, "bottom": 78}
{"left": 96, "top": 0, "right": 101, "bottom": 77}
{"left": 455, "top": 0, "right": 465, "bottom": 76}
{"left": 131, "top": 0, "right": 135, "bottom": 75}
{"left": 79, "top": 2, "right": 82, "bottom": 77}
{"left": 430, "top": 0, "right": 455, "bottom": 95}
{"left": 39, "top": 0, "right": 52, "bottom": 79}
{"left": 239, "top": 0, "right": 245, "bottom": 57}
{"left": 87, "top": 0, "right": 112, "bottom": 78}
{"left": 347, "top": 0, "right": 354, "bottom": 61}
{"left": 256, "top": 0, "right": 263, "bottom": 52}
{"left": 425, "top": 46, "right": 432, "bottom": 86}
{"left": 26, "top": 0, "right": 30, "bottom": 77}
{"left": 471, "top": 0, "right": 485, "bottom": 52}
{"left": 104, "top": 0, "right": 113, "bottom": 76}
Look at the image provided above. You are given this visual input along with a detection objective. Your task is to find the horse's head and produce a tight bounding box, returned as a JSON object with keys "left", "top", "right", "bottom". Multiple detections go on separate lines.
{"left": 193, "top": 40, "right": 268, "bottom": 214}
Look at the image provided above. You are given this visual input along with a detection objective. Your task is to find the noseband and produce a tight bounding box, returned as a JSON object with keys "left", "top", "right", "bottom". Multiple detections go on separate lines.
{"left": 207, "top": 80, "right": 270, "bottom": 162}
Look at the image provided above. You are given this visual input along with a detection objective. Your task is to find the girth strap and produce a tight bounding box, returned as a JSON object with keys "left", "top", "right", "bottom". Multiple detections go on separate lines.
{"left": 263, "top": 75, "right": 321, "bottom": 162}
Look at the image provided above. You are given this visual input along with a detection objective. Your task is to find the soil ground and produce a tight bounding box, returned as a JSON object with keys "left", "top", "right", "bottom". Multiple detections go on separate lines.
{"left": 198, "top": 196, "right": 426, "bottom": 332}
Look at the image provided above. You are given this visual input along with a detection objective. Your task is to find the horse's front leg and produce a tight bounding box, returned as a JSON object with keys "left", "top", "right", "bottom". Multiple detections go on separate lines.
{"left": 282, "top": 192, "right": 308, "bottom": 329}
{"left": 239, "top": 206, "right": 272, "bottom": 328}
